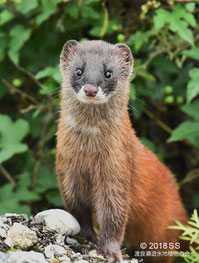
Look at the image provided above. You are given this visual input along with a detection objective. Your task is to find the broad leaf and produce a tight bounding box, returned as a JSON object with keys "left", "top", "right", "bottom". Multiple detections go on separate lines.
{"left": 0, "top": 115, "right": 29, "bottom": 163}
{"left": 36, "top": 3, "right": 58, "bottom": 25}
{"left": 187, "top": 68, "right": 199, "bottom": 104}
{"left": 182, "top": 48, "right": 199, "bottom": 61}
{"left": 185, "top": 2, "right": 195, "bottom": 12}
{"left": 181, "top": 102, "right": 199, "bottom": 120}
{"left": 154, "top": 5, "right": 195, "bottom": 46}
{"left": 16, "top": 0, "right": 39, "bottom": 14}
{"left": 8, "top": 25, "right": 31, "bottom": 64}
{"left": 35, "top": 65, "right": 62, "bottom": 84}
{"left": 0, "top": 9, "right": 14, "bottom": 26}
{"left": 167, "top": 121, "right": 199, "bottom": 143}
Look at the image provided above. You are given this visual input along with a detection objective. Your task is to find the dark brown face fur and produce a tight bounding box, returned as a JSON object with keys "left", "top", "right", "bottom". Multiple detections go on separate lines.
{"left": 60, "top": 40, "right": 133, "bottom": 104}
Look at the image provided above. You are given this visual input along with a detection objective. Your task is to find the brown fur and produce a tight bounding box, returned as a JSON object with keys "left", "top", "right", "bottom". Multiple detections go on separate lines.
{"left": 56, "top": 40, "right": 188, "bottom": 263}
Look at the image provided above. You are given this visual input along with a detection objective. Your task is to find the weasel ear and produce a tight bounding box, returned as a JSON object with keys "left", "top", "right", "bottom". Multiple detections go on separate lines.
{"left": 115, "top": 43, "right": 133, "bottom": 66}
{"left": 60, "top": 40, "right": 79, "bottom": 62}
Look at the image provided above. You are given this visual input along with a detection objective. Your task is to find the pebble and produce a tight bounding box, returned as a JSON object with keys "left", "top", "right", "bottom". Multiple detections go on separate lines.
{"left": 56, "top": 233, "right": 65, "bottom": 246}
{"left": 65, "top": 236, "right": 80, "bottom": 246}
{"left": 7, "top": 251, "right": 48, "bottom": 263}
{"left": 74, "top": 260, "right": 88, "bottom": 263}
{"left": 58, "top": 255, "right": 71, "bottom": 263}
{"left": 88, "top": 249, "right": 105, "bottom": 260}
{"left": 5, "top": 223, "right": 38, "bottom": 249}
{"left": 34, "top": 209, "right": 80, "bottom": 235}
{"left": 44, "top": 244, "right": 68, "bottom": 259}
{"left": 0, "top": 210, "right": 138, "bottom": 263}
{"left": 0, "top": 218, "right": 10, "bottom": 238}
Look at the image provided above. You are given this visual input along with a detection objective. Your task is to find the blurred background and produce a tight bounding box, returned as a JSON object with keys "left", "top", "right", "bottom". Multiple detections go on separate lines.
{"left": 0, "top": 0, "right": 199, "bottom": 219}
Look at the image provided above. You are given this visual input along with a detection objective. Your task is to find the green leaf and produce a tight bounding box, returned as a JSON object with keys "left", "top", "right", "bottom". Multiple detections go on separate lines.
{"left": 16, "top": 0, "right": 39, "bottom": 14}
{"left": 0, "top": 9, "right": 14, "bottom": 26}
{"left": 185, "top": 2, "right": 195, "bottom": 12}
{"left": 169, "top": 19, "right": 194, "bottom": 46}
{"left": 135, "top": 65, "right": 156, "bottom": 82}
{"left": 154, "top": 8, "right": 170, "bottom": 29}
{"left": 187, "top": 68, "right": 199, "bottom": 104}
{"left": 65, "top": 2, "right": 79, "bottom": 19}
{"left": 36, "top": 3, "right": 58, "bottom": 25}
{"left": 181, "top": 102, "right": 199, "bottom": 120}
{"left": 182, "top": 48, "right": 199, "bottom": 61}
{"left": 0, "top": 183, "right": 30, "bottom": 216}
{"left": 154, "top": 6, "right": 195, "bottom": 46}
{"left": 81, "top": 5, "right": 100, "bottom": 20}
{"left": 167, "top": 121, "right": 199, "bottom": 143}
{"left": 89, "top": 26, "right": 101, "bottom": 37}
{"left": 127, "top": 29, "right": 157, "bottom": 52}
{"left": 35, "top": 65, "right": 61, "bottom": 83}
{"left": 45, "top": 190, "right": 63, "bottom": 206}
{"left": 35, "top": 165, "right": 57, "bottom": 193}
{"left": 0, "top": 115, "right": 29, "bottom": 163}
{"left": 35, "top": 66, "right": 55, "bottom": 79}
{"left": 8, "top": 25, "right": 31, "bottom": 64}
{"left": 0, "top": 32, "right": 7, "bottom": 61}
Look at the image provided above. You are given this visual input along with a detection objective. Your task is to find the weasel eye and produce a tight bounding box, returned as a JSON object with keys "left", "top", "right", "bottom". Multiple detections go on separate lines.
{"left": 76, "top": 68, "right": 83, "bottom": 77}
{"left": 105, "top": 71, "right": 112, "bottom": 79}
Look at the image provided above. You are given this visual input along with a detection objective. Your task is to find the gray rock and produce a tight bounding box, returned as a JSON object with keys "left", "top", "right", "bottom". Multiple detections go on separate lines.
{"left": 0, "top": 251, "right": 9, "bottom": 262}
{"left": 7, "top": 251, "right": 48, "bottom": 263}
{"left": 34, "top": 209, "right": 80, "bottom": 235}
{"left": 5, "top": 223, "right": 38, "bottom": 250}
{"left": 44, "top": 244, "right": 68, "bottom": 259}
{"left": 65, "top": 236, "right": 80, "bottom": 246}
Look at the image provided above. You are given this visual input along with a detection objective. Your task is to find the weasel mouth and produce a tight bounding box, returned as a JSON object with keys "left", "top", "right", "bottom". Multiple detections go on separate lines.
{"left": 75, "top": 85, "right": 109, "bottom": 104}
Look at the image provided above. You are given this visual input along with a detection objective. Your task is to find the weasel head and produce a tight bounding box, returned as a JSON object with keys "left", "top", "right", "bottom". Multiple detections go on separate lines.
{"left": 60, "top": 40, "right": 134, "bottom": 104}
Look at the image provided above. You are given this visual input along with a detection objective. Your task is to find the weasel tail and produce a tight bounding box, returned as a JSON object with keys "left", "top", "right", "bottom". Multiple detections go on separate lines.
{"left": 56, "top": 40, "right": 188, "bottom": 263}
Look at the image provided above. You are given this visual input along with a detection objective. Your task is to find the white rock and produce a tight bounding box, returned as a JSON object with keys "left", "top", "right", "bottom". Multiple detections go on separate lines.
{"left": 0, "top": 219, "right": 9, "bottom": 238}
{"left": 4, "top": 236, "right": 13, "bottom": 247}
{"left": 58, "top": 255, "right": 71, "bottom": 263}
{"left": 7, "top": 251, "right": 48, "bottom": 263}
{"left": 74, "top": 261, "right": 88, "bottom": 263}
{"left": 0, "top": 228, "right": 7, "bottom": 238}
{"left": 34, "top": 209, "right": 80, "bottom": 235}
{"left": 6, "top": 223, "right": 38, "bottom": 249}
{"left": 44, "top": 244, "right": 68, "bottom": 259}
{"left": 56, "top": 233, "right": 65, "bottom": 246}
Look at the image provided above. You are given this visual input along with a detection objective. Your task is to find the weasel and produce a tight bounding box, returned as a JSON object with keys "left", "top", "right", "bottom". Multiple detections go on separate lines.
{"left": 56, "top": 40, "right": 188, "bottom": 263}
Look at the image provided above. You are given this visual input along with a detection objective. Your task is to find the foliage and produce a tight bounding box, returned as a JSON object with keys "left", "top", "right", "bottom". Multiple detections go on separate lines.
{"left": 169, "top": 209, "right": 199, "bottom": 263}
{"left": 0, "top": 0, "right": 198, "bottom": 232}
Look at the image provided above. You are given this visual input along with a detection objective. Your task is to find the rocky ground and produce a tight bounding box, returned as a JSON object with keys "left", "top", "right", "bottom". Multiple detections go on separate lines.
{"left": 0, "top": 209, "right": 138, "bottom": 263}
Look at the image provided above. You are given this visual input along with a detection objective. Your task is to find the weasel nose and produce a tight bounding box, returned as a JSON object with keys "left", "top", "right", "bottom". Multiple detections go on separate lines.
{"left": 83, "top": 85, "right": 98, "bottom": 97}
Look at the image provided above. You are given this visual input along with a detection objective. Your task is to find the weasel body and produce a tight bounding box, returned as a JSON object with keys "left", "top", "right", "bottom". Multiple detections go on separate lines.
{"left": 56, "top": 40, "right": 188, "bottom": 263}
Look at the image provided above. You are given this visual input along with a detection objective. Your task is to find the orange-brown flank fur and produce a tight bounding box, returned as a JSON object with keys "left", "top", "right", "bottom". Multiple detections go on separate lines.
{"left": 56, "top": 40, "right": 188, "bottom": 263}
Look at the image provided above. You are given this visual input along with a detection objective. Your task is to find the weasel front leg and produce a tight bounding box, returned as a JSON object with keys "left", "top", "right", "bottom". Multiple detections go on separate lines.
{"left": 94, "top": 177, "right": 129, "bottom": 262}
{"left": 57, "top": 171, "right": 97, "bottom": 245}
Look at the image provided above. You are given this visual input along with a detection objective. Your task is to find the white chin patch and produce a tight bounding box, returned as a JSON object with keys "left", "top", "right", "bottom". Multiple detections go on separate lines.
{"left": 75, "top": 85, "right": 109, "bottom": 104}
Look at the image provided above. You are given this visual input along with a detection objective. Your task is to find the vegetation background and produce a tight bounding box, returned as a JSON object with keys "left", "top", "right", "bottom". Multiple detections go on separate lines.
{"left": 0, "top": 0, "right": 199, "bottom": 260}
